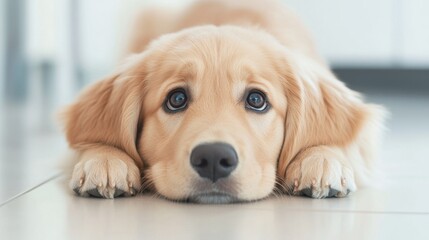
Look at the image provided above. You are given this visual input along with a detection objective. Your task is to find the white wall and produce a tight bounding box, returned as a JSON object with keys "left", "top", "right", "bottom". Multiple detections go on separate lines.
{"left": 77, "top": 0, "right": 429, "bottom": 69}
{"left": 78, "top": 0, "right": 125, "bottom": 76}
{"left": 285, "top": 0, "right": 429, "bottom": 67}
{"left": 285, "top": 0, "right": 395, "bottom": 66}
{"left": 77, "top": 0, "right": 194, "bottom": 80}
{"left": 26, "top": 0, "right": 74, "bottom": 107}
{"left": 0, "top": 0, "right": 5, "bottom": 99}
{"left": 401, "top": 0, "right": 429, "bottom": 67}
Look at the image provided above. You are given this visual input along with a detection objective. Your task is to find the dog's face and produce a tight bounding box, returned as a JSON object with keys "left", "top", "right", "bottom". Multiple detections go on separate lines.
{"left": 139, "top": 26, "right": 287, "bottom": 203}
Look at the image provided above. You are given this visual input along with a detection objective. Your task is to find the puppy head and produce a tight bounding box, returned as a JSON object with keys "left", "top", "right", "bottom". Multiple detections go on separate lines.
{"left": 139, "top": 26, "right": 287, "bottom": 203}
{"left": 64, "top": 25, "right": 366, "bottom": 203}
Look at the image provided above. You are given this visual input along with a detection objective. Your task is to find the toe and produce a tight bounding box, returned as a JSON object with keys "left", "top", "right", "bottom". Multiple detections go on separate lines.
{"left": 326, "top": 188, "right": 340, "bottom": 198}
{"left": 73, "top": 188, "right": 80, "bottom": 195}
{"left": 113, "top": 189, "right": 125, "bottom": 198}
{"left": 300, "top": 188, "right": 313, "bottom": 198}
{"left": 86, "top": 188, "right": 104, "bottom": 198}
{"left": 336, "top": 189, "right": 351, "bottom": 198}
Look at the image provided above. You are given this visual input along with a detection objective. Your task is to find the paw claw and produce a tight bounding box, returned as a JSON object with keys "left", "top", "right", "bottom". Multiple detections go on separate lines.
{"left": 293, "top": 179, "right": 299, "bottom": 192}
{"left": 341, "top": 177, "right": 346, "bottom": 186}
{"left": 311, "top": 179, "right": 317, "bottom": 187}
{"left": 294, "top": 179, "right": 298, "bottom": 187}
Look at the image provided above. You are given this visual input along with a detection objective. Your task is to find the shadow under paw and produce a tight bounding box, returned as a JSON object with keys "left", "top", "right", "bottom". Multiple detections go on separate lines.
{"left": 73, "top": 188, "right": 132, "bottom": 198}
{"left": 300, "top": 187, "right": 350, "bottom": 198}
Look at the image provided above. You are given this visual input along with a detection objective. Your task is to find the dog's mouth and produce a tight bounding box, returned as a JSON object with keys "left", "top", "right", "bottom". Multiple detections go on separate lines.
{"left": 187, "top": 191, "right": 240, "bottom": 204}
{"left": 186, "top": 178, "right": 241, "bottom": 204}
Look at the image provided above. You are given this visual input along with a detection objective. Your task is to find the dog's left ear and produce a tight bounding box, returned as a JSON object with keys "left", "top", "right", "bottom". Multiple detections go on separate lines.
{"left": 277, "top": 53, "right": 371, "bottom": 178}
{"left": 60, "top": 57, "right": 146, "bottom": 169}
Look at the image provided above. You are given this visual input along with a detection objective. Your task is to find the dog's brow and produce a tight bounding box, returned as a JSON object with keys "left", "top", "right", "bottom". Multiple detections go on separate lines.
{"left": 159, "top": 79, "right": 188, "bottom": 96}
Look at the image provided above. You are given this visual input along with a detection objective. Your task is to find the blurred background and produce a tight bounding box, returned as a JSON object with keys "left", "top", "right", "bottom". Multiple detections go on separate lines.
{"left": 0, "top": 0, "right": 428, "bottom": 204}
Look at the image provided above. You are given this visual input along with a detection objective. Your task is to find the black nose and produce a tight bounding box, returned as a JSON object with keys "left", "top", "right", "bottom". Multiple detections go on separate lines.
{"left": 190, "top": 143, "right": 238, "bottom": 182}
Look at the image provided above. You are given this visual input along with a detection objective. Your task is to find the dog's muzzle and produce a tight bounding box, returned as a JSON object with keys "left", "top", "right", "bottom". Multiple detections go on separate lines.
{"left": 187, "top": 142, "right": 240, "bottom": 203}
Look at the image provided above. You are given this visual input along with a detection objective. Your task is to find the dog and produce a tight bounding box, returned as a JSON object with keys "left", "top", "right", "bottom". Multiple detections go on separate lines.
{"left": 62, "top": 0, "right": 385, "bottom": 203}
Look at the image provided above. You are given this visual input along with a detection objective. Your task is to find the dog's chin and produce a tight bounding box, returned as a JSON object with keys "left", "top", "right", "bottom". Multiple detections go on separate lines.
{"left": 187, "top": 192, "right": 240, "bottom": 204}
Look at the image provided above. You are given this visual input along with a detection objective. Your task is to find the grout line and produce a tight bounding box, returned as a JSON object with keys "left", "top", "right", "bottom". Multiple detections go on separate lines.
{"left": 0, "top": 173, "right": 62, "bottom": 208}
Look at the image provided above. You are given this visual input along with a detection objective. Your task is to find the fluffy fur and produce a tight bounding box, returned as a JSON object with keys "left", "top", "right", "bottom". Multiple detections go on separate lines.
{"left": 62, "top": 0, "right": 385, "bottom": 203}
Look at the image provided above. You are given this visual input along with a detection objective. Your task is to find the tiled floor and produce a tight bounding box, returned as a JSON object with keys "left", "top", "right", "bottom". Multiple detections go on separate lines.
{"left": 1, "top": 91, "right": 428, "bottom": 240}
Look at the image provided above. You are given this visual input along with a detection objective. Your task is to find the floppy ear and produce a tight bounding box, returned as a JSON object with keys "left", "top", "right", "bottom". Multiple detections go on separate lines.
{"left": 277, "top": 54, "right": 369, "bottom": 178}
{"left": 62, "top": 71, "right": 145, "bottom": 169}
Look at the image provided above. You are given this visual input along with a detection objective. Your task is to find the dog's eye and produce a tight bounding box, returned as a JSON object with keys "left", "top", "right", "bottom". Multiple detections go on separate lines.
{"left": 164, "top": 88, "right": 188, "bottom": 112}
{"left": 245, "top": 90, "right": 269, "bottom": 112}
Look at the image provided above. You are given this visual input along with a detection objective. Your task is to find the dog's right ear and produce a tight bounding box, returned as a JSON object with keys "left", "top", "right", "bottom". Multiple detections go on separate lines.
{"left": 60, "top": 64, "right": 146, "bottom": 169}
{"left": 276, "top": 52, "right": 382, "bottom": 181}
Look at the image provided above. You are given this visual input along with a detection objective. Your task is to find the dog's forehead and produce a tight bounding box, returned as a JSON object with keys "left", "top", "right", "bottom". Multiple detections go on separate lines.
{"left": 145, "top": 26, "right": 283, "bottom": 74}
{"left": 139, "top": 26, "right": 287, "bottom": 109}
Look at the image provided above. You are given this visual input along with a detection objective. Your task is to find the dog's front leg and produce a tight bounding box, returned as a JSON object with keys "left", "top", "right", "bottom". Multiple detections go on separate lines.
{"left": 283, "top": 146, "right": 357, "bottom": 198}
{"left": 70, "top": 145, "right": 142, "bottom": 198}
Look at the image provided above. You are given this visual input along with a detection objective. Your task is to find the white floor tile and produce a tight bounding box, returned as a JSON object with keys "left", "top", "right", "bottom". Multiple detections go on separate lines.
{"left": 1, "top": 179, "right": 428, "bottom": 240}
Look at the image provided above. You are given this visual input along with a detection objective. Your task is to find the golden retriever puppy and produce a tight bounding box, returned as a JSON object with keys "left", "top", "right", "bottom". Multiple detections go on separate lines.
{"left": 63, "top": 0, "right": 385, "bottom": 203}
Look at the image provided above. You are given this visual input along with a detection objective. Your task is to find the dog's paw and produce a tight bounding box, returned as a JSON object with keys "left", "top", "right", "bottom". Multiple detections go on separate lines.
{"left": 70, "top": 150, "right": 141, "bottom": 199}
{"left": 285, "top": 147, "right": 356, "bottom": 198}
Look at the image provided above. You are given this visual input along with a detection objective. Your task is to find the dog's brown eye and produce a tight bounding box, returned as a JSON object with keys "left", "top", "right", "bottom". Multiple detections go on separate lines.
{"left": 246, "top": 90, "right": 269, "bottom": 112}
{"left": 164, "top": 88, "right": 188, "bottom": 112}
